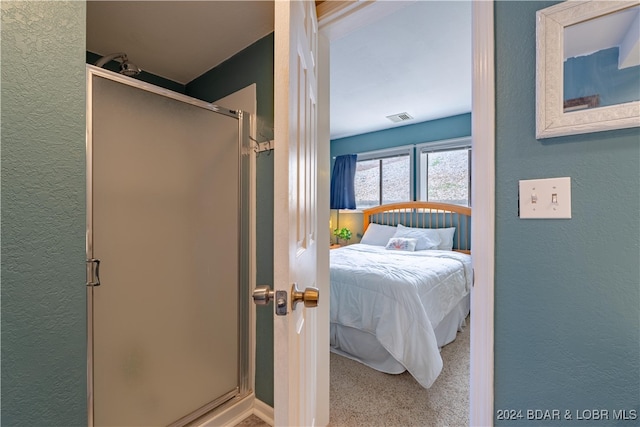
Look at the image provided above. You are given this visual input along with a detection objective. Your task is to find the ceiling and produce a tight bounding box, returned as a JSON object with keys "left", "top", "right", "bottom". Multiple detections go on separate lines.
{"left": 86, "top": 1, "right": 275, "bottom": 85}
{"left": 86, "top": 1, "right": 472, "bottom": 140}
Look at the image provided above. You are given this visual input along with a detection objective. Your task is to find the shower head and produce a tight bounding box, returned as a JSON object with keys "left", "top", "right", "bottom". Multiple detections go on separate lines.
{"left": 94, "top": 52, "right": 141, "bottom": 77}
{"left": 119, "top": 60, "right": 142, "bottom": 77}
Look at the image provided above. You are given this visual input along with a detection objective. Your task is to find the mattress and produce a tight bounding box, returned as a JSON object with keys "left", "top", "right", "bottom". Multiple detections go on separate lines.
{"left": 329, "top": 243, "right": 472, "bottom": 388}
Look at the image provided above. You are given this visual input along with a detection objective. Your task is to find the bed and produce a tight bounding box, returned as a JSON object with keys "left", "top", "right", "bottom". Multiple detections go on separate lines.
{"left": 329, "top": 201, "right": 472, "bottom": 388}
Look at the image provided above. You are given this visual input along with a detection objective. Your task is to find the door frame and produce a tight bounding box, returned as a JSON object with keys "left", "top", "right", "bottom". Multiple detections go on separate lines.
{"left": 316, "top": 2, "right": 495, "bottom": 426}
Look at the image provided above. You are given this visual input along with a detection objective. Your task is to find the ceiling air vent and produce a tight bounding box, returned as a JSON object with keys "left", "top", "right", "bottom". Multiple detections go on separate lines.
{"left": 386, "top": 112, "right": 414, "bottom": 123}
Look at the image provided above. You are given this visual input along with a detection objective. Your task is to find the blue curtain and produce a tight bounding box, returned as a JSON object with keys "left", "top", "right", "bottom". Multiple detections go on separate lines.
{"left": 330, "top": 154, "right": 357, "bottom": 209}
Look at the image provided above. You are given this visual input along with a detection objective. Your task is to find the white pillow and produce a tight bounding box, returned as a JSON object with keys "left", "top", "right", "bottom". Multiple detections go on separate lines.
{"left": 360, "top": 223, "right": 397, "bottom": 246}
{"left": 394, "top": 224, "right": 441, "bottom": 250}
{"left": 385, "top": 237, "right": 417, "bottom": 252}
{"left": 435, "top": 227, "right": 456, "bottom": 251}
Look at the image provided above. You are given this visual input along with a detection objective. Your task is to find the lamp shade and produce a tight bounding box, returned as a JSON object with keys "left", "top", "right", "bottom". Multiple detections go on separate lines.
{"left": 330, "top": 154, "right": 357, "bottom": 210}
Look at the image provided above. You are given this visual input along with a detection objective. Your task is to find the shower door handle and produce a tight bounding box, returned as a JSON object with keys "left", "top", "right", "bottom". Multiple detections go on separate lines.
{"left": 86, "top": 258, "right": 101, "bottom": 287}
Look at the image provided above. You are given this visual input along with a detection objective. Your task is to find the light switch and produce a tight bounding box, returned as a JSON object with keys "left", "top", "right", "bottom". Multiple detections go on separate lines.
{"left": 519, "top": 177, "right": 571, "bottom": 219}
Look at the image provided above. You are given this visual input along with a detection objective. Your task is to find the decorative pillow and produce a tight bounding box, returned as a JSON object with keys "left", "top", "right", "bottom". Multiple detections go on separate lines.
{"left": 435, "top": 227, "right": 457, "bottom": 251}
{"left": 385, "top": 237, "right": 418, "bottom": 251}
{"left": 394, "top": 224, "right": 441, "bottom": 250}
{"left": 360, "top": 223, "right": 398, "bottom": 246}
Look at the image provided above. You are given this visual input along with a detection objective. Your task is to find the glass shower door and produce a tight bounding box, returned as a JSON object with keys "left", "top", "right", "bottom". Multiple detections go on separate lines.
{"left": 88, "top": 71, "right": 245, "bottom": 426}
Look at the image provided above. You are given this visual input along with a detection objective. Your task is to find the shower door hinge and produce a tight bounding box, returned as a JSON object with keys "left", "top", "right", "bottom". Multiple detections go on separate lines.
{"left": 86, "top": 258, "right": 101, "bottom": 287}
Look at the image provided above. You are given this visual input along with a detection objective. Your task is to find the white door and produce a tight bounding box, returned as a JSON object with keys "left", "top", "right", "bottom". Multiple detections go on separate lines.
{"left": 273, "top": 1, "right": 327, "bottom": 426}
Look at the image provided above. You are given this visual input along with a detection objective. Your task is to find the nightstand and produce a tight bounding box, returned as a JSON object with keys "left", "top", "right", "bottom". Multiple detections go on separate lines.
{"left": 330, "top": 244, "right": 341, "bottom": 250}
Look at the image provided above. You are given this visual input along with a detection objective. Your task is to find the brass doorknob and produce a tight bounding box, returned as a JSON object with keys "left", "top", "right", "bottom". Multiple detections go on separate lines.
{"left": 291, "top": 283, "right": 319, "bottom": 310}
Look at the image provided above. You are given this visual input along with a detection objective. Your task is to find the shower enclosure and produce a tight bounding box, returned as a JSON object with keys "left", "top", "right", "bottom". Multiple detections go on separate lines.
{"left": 85, "top": 65, "right": 251, "bottom": 426}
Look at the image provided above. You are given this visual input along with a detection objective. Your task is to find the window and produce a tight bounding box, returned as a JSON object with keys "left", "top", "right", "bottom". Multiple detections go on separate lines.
{"left": 348, "top": 138, "right": 470, "bottom": 209}
{"left": 354, "top": 147, "right": 413, "bottom": 209}
{"left": 417, "top": 137, "right": 471, "bottom": 206}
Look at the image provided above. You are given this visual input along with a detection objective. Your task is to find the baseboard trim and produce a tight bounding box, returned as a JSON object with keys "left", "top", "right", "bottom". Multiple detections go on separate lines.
{"left": 253, "top": 399, "right": 274, "bottom": 425}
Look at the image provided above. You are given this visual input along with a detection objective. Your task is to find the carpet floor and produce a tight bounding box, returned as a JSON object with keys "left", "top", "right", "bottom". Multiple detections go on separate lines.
{"left": 328, "top": 316, "right": 470, "bottom": 427}
{"left": 235, "top": 316, "right": 470, "bottom": 427}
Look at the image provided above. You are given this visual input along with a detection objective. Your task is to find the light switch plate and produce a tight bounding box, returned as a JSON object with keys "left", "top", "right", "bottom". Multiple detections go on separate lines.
{"left": 519, "top": 177, "right": 571, "bottom": 219}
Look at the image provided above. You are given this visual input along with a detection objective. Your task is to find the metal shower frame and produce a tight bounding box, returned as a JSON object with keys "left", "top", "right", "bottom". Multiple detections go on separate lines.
{"left": 85, "top": 65, "right": 252, "bottom": 427}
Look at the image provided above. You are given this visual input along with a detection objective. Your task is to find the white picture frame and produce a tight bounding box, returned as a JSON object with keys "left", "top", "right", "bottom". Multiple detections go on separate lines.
{"left": 536, "top": 0, "right": 640, "bottom": 139}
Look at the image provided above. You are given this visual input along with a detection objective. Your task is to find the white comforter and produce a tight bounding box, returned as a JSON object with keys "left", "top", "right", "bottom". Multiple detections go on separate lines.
{"left": 330, "top": 244, "right": 472, "bottom": 388}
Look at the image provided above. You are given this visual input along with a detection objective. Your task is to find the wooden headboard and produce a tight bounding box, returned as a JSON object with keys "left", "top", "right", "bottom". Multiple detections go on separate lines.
{"left": 362, "top": 201, "right": 472, "bottom": 254}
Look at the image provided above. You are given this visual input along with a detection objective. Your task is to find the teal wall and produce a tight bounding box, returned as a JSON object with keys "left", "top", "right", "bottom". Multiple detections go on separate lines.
{"left": 186, "top": 33, "right": 275, "bottom": 407}
{"left": 330, "top": 113, "right": 471, "bottom": 157}
{"left": 1, "top": 2, "right": 87, "bottom": 425}
{"left": 330, "top": 113, "right": 471, "bottom": 201}
{"left": 495, "top": 2, "right": 640, "bottom": 425}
